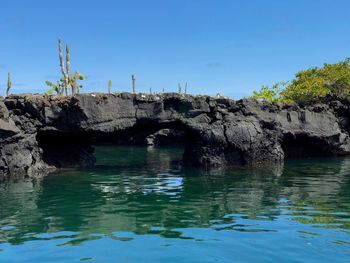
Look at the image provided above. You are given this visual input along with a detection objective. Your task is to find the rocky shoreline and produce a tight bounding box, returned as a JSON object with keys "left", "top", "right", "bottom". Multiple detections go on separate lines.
{"left": 1, "top": 93, "right": 350, "bottom": 180}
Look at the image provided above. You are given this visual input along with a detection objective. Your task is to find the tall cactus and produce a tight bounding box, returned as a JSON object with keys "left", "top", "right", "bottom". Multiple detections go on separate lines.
{"left": 178, "top": 83, "right": 182, "bottom": 94}
{"left": 7, "top": 72, "right": 11, "bottom": 97}
{"left": 58, "top": 39, "right": 69, "bottom": 96}
{"left": 108, "top": 80, "right": 112, "bottom": 95}
{"left": 56, "top": 39, "right": 85, "bottom": 96}
{"left": 131, "top": 74, "right": 136, "bottom": 93}
{"left": 185, "top": 82, "right": 187, "bottom": 95}
{"left": 65, "top": 44, "right": 75, "bottom": 95}
{"left": 66, "top": 45, "right": 71, "bottom": 75}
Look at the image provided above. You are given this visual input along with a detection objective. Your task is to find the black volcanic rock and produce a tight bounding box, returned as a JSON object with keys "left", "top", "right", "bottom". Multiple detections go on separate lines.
{"left": 1, "top": 93, "right": 350, "bottom": 180}
{"left": 145, "top": 128, "right": 185, "bottom": 146}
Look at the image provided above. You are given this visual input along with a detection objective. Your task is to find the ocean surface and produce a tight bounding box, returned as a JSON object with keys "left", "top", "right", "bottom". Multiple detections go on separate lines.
{"left": 0, "top": 146, "right": 350, "bottom": 262}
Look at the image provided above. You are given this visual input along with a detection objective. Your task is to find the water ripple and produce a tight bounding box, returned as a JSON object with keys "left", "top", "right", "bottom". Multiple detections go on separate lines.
{"left": 0, "top": 146, "right": 350, "bottom": 262}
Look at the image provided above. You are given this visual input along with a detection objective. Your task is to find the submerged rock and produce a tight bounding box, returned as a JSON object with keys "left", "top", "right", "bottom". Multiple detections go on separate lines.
{"left": 1, "top": 93, "right": 350, "bottom": 179}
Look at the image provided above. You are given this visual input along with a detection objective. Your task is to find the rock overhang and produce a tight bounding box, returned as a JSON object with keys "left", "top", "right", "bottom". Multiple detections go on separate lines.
{"left": 1, "top": 93, "right": 350, "bottom": 180}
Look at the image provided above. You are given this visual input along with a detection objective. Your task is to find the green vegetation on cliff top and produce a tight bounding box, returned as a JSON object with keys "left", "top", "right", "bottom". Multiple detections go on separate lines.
{"left": 251, "top": 58, "right": 350, "bottom": 104}
{"left": 3, "top": 40, "right": 350, "bottom": 104}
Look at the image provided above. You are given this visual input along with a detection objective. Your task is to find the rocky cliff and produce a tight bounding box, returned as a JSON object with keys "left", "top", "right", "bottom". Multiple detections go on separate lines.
{"left": 1, "top": 93, "right": 350, "bottom": 180}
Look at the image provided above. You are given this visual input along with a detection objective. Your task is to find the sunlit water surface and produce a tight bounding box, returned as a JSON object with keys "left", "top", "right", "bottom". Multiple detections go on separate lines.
{"left": 0, "top": 146, "right": 350, "bottom": 262}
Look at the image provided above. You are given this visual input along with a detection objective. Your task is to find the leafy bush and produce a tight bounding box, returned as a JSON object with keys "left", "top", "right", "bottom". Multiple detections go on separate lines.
{"left": 251, "top": 58, "right": 350, "bottom": 104}
{"left": 251, "top": 82, "right": 289, "bottom": 103}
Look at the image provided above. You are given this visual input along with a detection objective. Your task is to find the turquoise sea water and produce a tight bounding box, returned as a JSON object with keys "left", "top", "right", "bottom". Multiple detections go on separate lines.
{"left": 0, "top": 146, "right": 350, "bottom": 262}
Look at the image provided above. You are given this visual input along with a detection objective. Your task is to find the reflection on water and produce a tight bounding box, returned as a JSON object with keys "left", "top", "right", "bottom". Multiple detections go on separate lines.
{"left": 0, "top": 146, "right": 350, "bottom": 262}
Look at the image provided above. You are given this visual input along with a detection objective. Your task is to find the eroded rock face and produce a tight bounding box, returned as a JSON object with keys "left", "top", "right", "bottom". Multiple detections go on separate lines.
{"left": 1, "top": 93, "right": 350, "bottom": 179}
{"left": 0, "top": 99, "right": 52, "bottom": 181}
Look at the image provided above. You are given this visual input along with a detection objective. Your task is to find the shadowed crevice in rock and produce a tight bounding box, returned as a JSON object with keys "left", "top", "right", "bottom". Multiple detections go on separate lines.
{"left": 281, "top": 133, "right": 337, "bottom": 158}
{"left": 36, "top": 130, "right": 95, "bottom": 169}
{"left": 145, "top": 129, "right": 185, "bottom": 146}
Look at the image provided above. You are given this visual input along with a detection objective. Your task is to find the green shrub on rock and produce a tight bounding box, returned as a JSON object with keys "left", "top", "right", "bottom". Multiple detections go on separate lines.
{"left": 251, "top": 58, "right": 350, "bottom": 104}
{"left": 251, "top": 82, "right": 289, "bottom": 103}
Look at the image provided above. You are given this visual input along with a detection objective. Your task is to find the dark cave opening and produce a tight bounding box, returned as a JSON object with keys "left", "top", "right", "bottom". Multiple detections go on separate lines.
{"left": 36, "top": 121, "right": 188, "bottom": 169}
{"left": 281, "top": 133, "right": 333, "bottom": 159}
{"left": 36, "top": 130, "right": 95, "bottom": 168}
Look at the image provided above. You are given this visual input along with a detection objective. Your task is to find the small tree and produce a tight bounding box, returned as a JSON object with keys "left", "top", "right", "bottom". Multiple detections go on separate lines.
{"left": 250, "top": 58, "right": 350, "bottom": 104}
{"left": 251, "top": 85, "right": 279, "bottom": 103}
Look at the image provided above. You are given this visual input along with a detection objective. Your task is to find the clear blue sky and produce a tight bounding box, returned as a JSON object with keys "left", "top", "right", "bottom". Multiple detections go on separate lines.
{"left": 1, "top": 0, "right": 350, "bottom": 98}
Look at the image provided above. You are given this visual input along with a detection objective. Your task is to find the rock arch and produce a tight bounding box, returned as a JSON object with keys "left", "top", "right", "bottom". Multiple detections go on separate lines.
{"left": 1, "top": 94, "right": 350, "bottom": 179}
